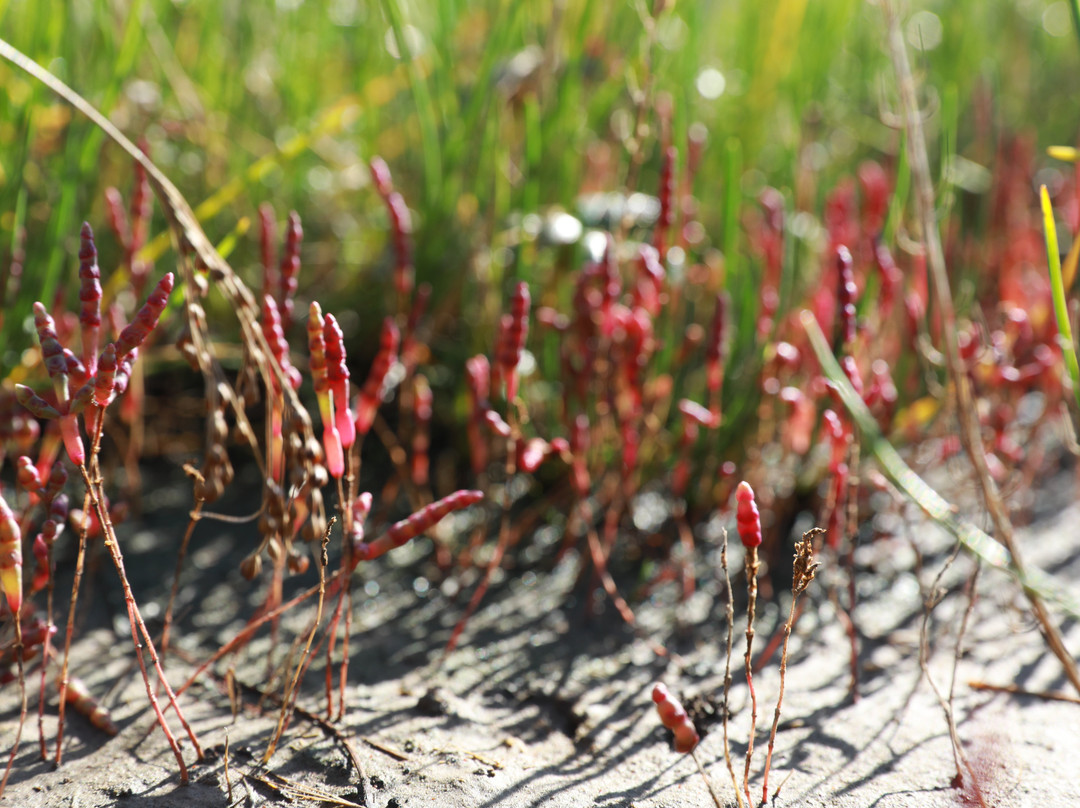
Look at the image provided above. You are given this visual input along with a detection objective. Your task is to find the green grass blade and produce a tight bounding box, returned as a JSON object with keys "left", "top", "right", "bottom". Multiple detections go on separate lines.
{"left": 382, "top": 0, "right": 442, "bottom": 207}
{"left": 1040, "top": 184, "right": 1080, "bottom": 419}
{"left": 800, "top": 310, "right": 1080, "bottom": 620}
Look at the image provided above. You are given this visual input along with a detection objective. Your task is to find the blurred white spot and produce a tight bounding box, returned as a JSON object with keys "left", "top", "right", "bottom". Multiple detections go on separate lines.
{"left": 544, "top": 211, "right": 583, "bottom": 244}
{"left": 384, "top": 24, "right": 425, "bottom": 60}
{"left": 329, "top": 0, "right": 361, "bottom": 26}
{"left": 1044, "top": 2, "right": 1071, "bottom": 37}
{"left": 695, "top": 67, "right": 726, "bottom": 100}
{"left": 125, "top": 79, "right": 161, "bottom": 109}
{"left": 906, "top": 10, "right": 943, "bottom": 50}
{"left": 307, "top": 165, "right": 334, "bottom": 192}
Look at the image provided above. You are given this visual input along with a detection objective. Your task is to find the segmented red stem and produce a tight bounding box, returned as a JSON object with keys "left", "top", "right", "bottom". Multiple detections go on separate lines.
{"left": 354, "top": 317, "right": 400, "bottom": 437}
{"left": 115, "top": 273, "right": 174, "bottom": 360}
{"left": 355, "top": 490, "right": 483, "bottom": 561}
{"left": 279, "top": 211, "right": 302, "bottom": 333}
{"left": 735, "top": 481, "right": 762, "bottom": 548}
{"left": 77, "top": 223, "right": 102, "bottom": 377}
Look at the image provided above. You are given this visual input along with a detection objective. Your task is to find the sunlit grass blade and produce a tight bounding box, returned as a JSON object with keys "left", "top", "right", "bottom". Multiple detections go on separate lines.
{"left": 1039, "top": 184, "right": 1080, "bottom": 420}
{"left": 800, "top": 310, "right": 1080, "bottom": 620}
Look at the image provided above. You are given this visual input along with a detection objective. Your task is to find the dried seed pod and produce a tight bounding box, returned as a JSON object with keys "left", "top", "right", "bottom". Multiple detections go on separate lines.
{"left": 239, "top": 553, "right": 262, "bottom": 580}
{"left": 355, "top": 489, "right": 483, "bottom": 561}
{"left": 65, "top": 677, "right": 119, "bottom": 736}
{"left": 651, "top": 683, "right": 699, "bottom": 753}
{"left": 735, "top": 481, "right": 762, "bottom": 549}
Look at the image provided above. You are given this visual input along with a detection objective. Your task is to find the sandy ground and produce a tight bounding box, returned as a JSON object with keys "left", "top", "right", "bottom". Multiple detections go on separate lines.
{"left": 3, "top": 464, "right": 1080, "bottom": 808}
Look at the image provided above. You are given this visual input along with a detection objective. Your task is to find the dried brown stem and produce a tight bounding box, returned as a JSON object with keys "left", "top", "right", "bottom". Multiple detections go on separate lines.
{"left": 762, "top": 528, "right": 821, "bottom": 804}
{"left": 54, "top": 487, "right": 92, "bottom": 767}
{"left": 719, "top": 528, "right": 745, "bottom": 808}
{"left": 882, "top": 0, "right": 1080, "bottom": 696}
{"left": 265, "top": 517, "right": 335, "bottom": 762}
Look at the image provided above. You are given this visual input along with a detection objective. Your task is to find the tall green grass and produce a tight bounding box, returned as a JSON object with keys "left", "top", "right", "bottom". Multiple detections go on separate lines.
{"left": 1, "top": 0, "right": 1077, "bottom": 376}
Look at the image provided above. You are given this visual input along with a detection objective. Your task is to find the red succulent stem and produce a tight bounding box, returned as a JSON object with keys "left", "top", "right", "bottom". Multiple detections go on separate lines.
{"left": 115, "top": 273, "right": 173, "bottom": 360}
{"left": 77, "top": 223, "right": 102, "bottom": 377}
{"left": 278, "top": 211, "right": 302, "bottom": 333}
{"left": 355, "top": 318, "right": 400, "bottom": 437}
{"left": 354, "top": 490, "right": 483, "bottom": 561}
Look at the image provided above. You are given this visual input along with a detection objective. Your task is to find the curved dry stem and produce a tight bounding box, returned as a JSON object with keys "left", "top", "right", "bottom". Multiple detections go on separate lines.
{"left": 264, "top": 518, "right": 334, "bottom": 762}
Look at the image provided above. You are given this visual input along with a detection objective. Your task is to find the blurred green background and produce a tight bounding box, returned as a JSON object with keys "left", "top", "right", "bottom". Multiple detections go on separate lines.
{"left": 1, "top": 0, "right": 1077, "bottom": 373}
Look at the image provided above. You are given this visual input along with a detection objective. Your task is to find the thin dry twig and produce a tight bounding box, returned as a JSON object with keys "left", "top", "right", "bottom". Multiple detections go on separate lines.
{"left": 762, "top": 528, "right": 822, "bottom": 804}
{"left": 881, "top": 0, "right": 1080, "bottom": 696}
{"left": 719, "top": 528, "right": 744, "bottom": 808}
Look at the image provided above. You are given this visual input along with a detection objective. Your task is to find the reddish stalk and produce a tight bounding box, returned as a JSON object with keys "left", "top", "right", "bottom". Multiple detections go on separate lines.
{"left": 78, "top": 462, "right": 202, "bottom": 778}
{"left": 735, "top": 481, "right": 762, "bottom": 806}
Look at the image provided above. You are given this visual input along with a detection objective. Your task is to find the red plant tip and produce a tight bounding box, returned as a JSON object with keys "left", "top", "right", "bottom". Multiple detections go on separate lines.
{"left": 323, "top": 313, "right": 355, "bottom": 448}
{"left": 93, "top": 343, "right": 118, "bottom": 408}
{"left": 836, "top": 244, "right": 857, "bottom": 347}
{"left": 355, "top": 317, "right": 400, "bottom": 437}
{"left": 33, "top": 302, "right": 69, "bottom": 400}
{"left": 678, "top": 399, "right": 716, "bottom": 429}
{"left": 497, "top": 282, "right": 531, "bottom": 400}
{"left": 735, "top": 480, "right": 762, "bottom": 548}
{"left": 104, "top": 186, "right": 131, "bottom": 248}
{"left": 349, "top": 491, "right": 374, "bottom": 554}
{"left": 386, "top": 193, "right": 414, "bottom": 297}
{"left": 369, "top": 156, "right": 393, "bottom": 197}
{"left": 759, "top": 186, "right": 785, "bottom": 233}
{"left": 16, "top": 456, "right": 41, "bottom": 493}
{"left": 840, "top": 355, "right": 863, "bottom": 396}
{"left": 651, "top": 683, "right": 699, "bottom": 754}
{"left": 116, "top": 272, "right": 174, "bottom": 360}
{"left": 279, "top": 211, "right": 302, "bottom": 331}
{"left": 262, "top": 295, "right": 302, "bottom": 391}
{"left": 15, "top": 384, "right": 61, "bottom": 420}
{"left": 59, "top": 413, "right": 85, "bottom": 466}
{"left": 356, "top": 490, "right": 484, "bottom": 561}
{"left": 259, "top": 202, "right": 278, "bottom": 298}
{"left": 78, "top": 222, "right": 103, "bottom": 376}
{"left": 0, "top": 495, "right": 23, "bottom": 614}
{"left": 518, "top": 437, "right": 551, "bottom": 474}
{"left": 465, "top": 354, "right": 490, "bottom": 407}
{"left": 484, "top": 409, "right": 511, "bottom": 438}
{"left": 858, "top": 160, "right": 890, "bottom": 233}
